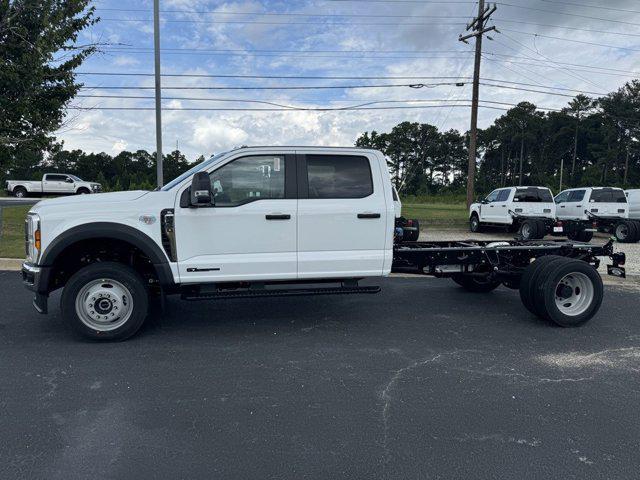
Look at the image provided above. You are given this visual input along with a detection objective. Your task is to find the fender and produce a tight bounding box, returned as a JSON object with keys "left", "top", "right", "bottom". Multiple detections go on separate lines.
{"left": 40, "top": 222, "right": 175, "bottom": 287}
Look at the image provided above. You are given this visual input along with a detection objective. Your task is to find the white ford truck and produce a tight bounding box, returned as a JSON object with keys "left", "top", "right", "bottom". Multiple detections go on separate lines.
{"left": 469, "top": 186, "right": 558, "bottom": 240}
{"left": 21, "top": 147, "right": 626, "bottom": 340}
{"left": 6, "top": 173, "right": 101, "bottom": 198}
{"left": 555, "top": 187, "right": 638, "bottom": 243}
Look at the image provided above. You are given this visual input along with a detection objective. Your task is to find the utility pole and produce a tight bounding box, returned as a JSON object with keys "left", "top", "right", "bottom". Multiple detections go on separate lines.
{"left": 153, "top": 0, "right": 163, "bottom": 187}
{"left": 459, "top": 1, "right": 496, "bottom": 207}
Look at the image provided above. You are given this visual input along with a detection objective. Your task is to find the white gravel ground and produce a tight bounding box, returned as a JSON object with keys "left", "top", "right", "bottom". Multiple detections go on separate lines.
{"left": 419, "top": 228, "right": 640, "bottom": 278}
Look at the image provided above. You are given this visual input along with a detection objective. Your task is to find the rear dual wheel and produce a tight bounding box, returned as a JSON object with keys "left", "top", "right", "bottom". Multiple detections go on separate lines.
{"left": 518, "top": 219, "right": 546, "bottom": 241}
{"left": 519, "top": 257, "right": 603, "bottom": 327}
{"left": 614, "top": 220, "right": 640, "bottom": 243}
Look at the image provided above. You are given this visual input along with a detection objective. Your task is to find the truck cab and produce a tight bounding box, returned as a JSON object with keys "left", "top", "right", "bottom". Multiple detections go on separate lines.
{"left": 22, "top": 147, "right": 395, "bottom": 339}
{"left": 469, "top": 186, "right": 556, "bottom": 240}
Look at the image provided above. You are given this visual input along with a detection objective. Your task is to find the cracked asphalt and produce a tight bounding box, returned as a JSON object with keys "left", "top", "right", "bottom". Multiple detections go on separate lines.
{"left": 1, "top": 271, "right": 640, "bottom": 479}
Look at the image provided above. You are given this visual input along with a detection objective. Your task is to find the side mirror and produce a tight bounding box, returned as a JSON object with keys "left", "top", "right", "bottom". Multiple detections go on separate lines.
{"left": 480, "top": 199, "right": 488, "bottom": 204}
{"left": 190, "top": 171, "right": 213, "bottom": 206}
{"left": 66, "top": 178, "right": 74, "bottom": 183}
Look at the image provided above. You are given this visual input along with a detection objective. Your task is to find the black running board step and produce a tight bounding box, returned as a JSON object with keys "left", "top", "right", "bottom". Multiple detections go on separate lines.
{"left": 182, "top": 285, "right": 381, "bottom": 300}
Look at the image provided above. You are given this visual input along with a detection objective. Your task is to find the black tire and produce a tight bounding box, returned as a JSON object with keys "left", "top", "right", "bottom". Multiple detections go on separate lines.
{"left": 518, "top": 219, "right": 539, "bottom": 241}
{"left": 76, "top": 188, "right": 90, "bottom": 195}
{"left": 534, "top": 219, "right": 547, "bottom": 239}
{"left": 631, "top": 221, "right": 640, "bottom": 243}
{"left": 519, "top": 255, "right": 567, "bottom": 315}
{"left": 404, "top": 219, "right": 420, "bottom": 242}
{"left": 568, "top": 229, "right": 593, "bottom": 242}
{"left": 614, "top": 220, "right": 636, "bottom": 243}
{"left": 533, "top": 259, "right": 603, "bottom": 327}
{"left": 61, "top": 262, "right": 149, "bottom": 341}
{"left": 469, "top": 214, "right": 482, "bottom": 233}
{"left": 452, "top": 273, "right": 501, "bottom": 293}
{"left": 13, "top": 186, "right": 27, "bottom": 198}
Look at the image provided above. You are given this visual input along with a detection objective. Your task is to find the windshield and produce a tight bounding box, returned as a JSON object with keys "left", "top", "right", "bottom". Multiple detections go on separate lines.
{"left": 161, "top": 151, "right": 229, "bottom": 191}
{"left": 68, "top": 174, "right": 83, "bottom": 181}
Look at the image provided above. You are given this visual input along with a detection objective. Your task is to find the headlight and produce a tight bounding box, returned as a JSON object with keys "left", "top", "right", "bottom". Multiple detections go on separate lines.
{"left": 24, "top": 213, "right": 41, "bottom": 263}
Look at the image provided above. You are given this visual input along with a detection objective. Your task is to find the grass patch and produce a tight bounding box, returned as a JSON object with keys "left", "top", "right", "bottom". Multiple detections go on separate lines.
{"left": 401, "top": 201, "right": 468, "bottom": 226}
{"left": 0, "top": 205, "right": 29, "bottom": 258}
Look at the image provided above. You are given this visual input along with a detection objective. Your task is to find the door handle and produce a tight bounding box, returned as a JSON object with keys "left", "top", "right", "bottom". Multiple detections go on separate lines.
{"left": 489, "top": 205, "right": 494, "bottom": 208}
{"left": 265, "top": 214, "right": 290, "bottom": 220}
{"left": 357, "top": 213, "right": 381, "bottom": 219}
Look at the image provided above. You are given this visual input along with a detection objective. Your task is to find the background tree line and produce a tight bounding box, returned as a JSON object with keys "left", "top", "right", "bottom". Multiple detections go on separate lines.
{"left": 357, "top": 80, "right": 640, "bottom": 197}
{"left": 1, "top": 147, "right": 202, "bottom": 191}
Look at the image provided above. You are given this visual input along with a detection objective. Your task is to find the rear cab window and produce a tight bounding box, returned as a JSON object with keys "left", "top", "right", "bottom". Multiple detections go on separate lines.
{"left": 306, "top": 155, "right": 373, "bottom": 199}
{"left": 514, "top": 187, "right": 553, "bottom": 203}
{"left": 589, "top": 188, "right": 627, "bottom": 203}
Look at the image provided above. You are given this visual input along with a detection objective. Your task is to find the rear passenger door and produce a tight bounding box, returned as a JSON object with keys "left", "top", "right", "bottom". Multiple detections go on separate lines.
{"left": 43, "top": 174, "right": 68, "bottom": 193}
{"left": 297, "top": 153, "right": 388, "bottom": 279}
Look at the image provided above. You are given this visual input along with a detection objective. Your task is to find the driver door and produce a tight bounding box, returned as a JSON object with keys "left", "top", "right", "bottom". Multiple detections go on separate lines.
{"left": 479, "top": 190, "right": 499, "bottom": 222}
{"left": 174, "top": 153, "right": 298, "bottom": 283}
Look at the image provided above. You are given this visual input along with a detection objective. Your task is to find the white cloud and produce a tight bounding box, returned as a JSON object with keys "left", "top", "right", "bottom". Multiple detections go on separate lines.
{"left": 192, "top": 118, "right": 249, "bottom": 151}
{"left": 112, "top": 139, "right": 128, "bottom": 153}
{"left": 112, "top": 56, "right": 139, "bottom": 67}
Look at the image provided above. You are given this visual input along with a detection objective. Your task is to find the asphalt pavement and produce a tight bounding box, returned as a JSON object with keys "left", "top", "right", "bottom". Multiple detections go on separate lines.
{"left": 0, "top": 197, "right": 41, "bottom": 206}
{"left": 1, "top": 272, "right": 640, "bottom": 479}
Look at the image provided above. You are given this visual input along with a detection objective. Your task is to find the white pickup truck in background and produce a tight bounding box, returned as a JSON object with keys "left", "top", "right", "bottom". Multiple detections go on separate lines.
{"left": 555, "top": 187, "right": 638, "bottom": 243}
{"left": 20, "top": 147, "right": 626, "bottom": 341}
{"left": 469, "top": 186, "right": 557, "bottom": 240}
{"left": 6, "top": 173, "right": 101, "bottom": 198}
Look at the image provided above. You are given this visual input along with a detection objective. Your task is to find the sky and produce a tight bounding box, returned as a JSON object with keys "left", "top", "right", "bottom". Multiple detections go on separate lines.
{"left": 60, "top": 0, "right": 640, "bottom": 162}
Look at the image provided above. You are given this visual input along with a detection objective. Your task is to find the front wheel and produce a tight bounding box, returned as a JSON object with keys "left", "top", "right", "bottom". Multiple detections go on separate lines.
{"left": 61, "top": 262, "right": 149, "bottom": 341}
{"left": 469, "top": 214, "right": 482, "bottom": 233}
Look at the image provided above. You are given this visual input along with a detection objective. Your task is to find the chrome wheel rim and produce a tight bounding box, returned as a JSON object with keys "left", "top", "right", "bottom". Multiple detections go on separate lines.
{"left": 554, "top": 272, "right": 594, "bottom": 316}
{"left": 75, "top": 278, "right": 133, "bottom": 331}
{"left": 15, "top": 190, "right": 24, "bottom": 198}
{"left": 521, "top": 223, "right": 531, "bottom": 239}
{"left": 616, "top": 224, "right": 628, "bottom": 240}
{"left": 471, "top": 218, "right": 478, "bottom": 231}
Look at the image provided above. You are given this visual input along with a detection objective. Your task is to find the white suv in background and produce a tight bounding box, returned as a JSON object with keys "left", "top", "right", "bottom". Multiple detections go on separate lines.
{"left": 469, "top": 186, "right": 557, "bottom": 240}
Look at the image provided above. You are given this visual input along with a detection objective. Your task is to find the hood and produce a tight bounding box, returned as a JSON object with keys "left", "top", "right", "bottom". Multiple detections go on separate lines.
{"left": 32, "top": 190, "right": 149, "bottom": 209}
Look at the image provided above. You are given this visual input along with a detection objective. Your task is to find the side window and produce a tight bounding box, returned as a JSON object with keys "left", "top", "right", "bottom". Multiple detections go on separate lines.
{"left": 485, "top": 190, "right": 499, "bottom": 202}
{"left": 306, "top": 155, "right": 373, "bottom": 199}
{"left": 46, "top": 174, "right": 66, "bottom": 181}
{"left": 555, "top": 191, "right": 569, "bottom": 204}
{"left": 496, "top": 189, "right": 510, "bottom": 202}
{"left": 569, "top": 190, "right": 585, "bottom": 202}
{"left": 209, "top": 155, "right": 285, "bottom": 207}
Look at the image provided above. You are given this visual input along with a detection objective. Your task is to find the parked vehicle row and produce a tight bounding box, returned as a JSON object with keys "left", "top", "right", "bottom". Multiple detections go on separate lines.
{"left": 20, "top": 147, "right": 626, "bottom": 341}
{"left": 5, "top": 173, "right": 102, "bottom": 197}
{"left": 470, "top": 185, "right": 640, "bottom": 243}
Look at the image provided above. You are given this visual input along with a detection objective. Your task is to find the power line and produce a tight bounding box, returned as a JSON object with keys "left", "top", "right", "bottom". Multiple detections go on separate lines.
{"left": 76, "top": 73, "right": 471, "bottom": 80}
{"left": 95, "top": 7, "right": 473, "bottom": 19}
{"left": 496, "top": 2, "right": 640, "bottom": 26}
{"left": 76, "top": 95, "right": 542, "bottom": 110}
{"left": 67, "top": 104, "right": 552, "bottom": 112}
{"left": 100, "top": 49, "right": 472, "bottom": 60}
{"left": 484, "top": 52, "right": 640, "bottom": 75}
{"left": 500, "top": 28, "right": 640, "bottom": 52}
{"left": 93, "top": 7, "right": 640, "bottom": 37}
{"left": 539, "top": 0, "right": 640, "bottom": 14}
{"left": 98, "top": 17, "right": 467, "bottom": 26}
{"left": 494, "top": 18, "right": 640, "bottom": 38}
{"left": 78, "top": 83, "right": 463, "bottom": 91}
{"left": 498, "top": 31, "right": 606, "bottom": 91}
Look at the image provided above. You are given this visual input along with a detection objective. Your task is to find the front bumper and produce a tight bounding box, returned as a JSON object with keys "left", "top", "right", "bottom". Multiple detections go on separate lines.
{"left": 21, "top": 262, "right": 50, "bottom": 314}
